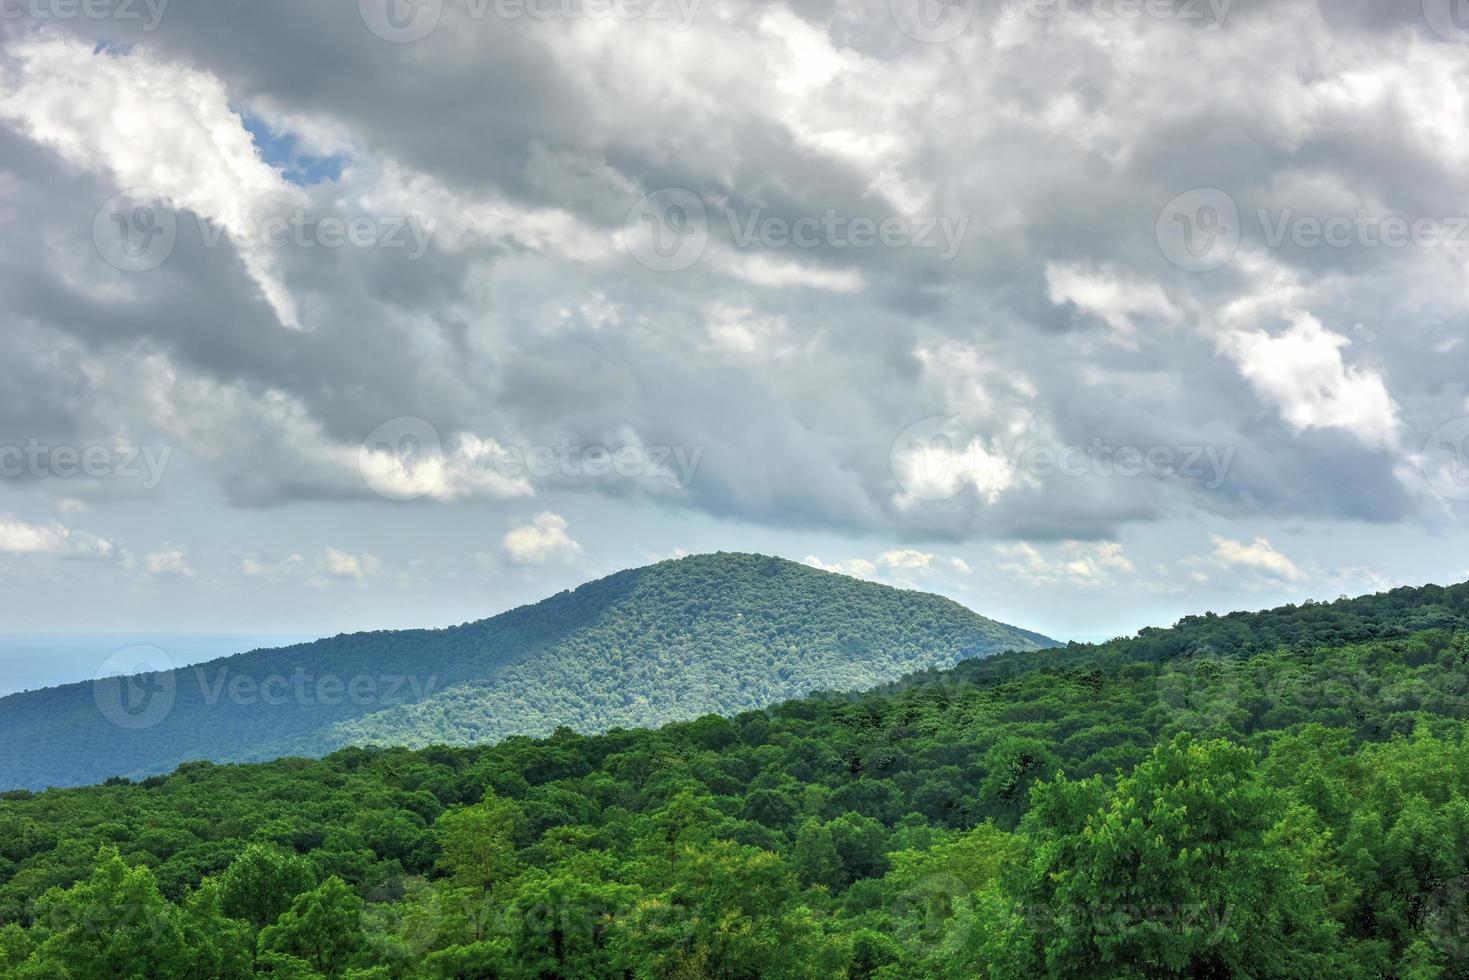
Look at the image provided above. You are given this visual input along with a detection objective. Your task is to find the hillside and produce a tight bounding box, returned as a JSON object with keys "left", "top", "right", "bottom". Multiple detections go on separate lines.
{"left": 2, "top": 580, "right": 1468, "bottom": 977}
{"left": 0, "top": 553, "right": 1055, "bottom": 790}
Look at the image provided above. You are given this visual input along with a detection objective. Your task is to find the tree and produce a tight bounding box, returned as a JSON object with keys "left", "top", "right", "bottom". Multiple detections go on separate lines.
{"left": 792, "top": 818, "right": 841, "bottom": 890}
{"left": 15, "top": 848, "right": 190, "bottom": 978}
{"left": 980, "top": 734, "right": 1349, "bottom": 978}
{"left": 434, "top": 795, "right": 523, "bottom": 896}
{"left": 257, "top": 876, "right": 368, "bottom": 978}
{"left": 827, "top": 812, "right": 889, "bottom": 887}
{"left": 505, "top": 868, "right": 640, "bottom": 978}
{"left": 218, "top": 842, "right": 317, "bottom": 930}
{"left": 178, "top": 879, "right": 254, "bottom": 979}
{"left": 619, "top": 840, "right": 837, "bottom": 979}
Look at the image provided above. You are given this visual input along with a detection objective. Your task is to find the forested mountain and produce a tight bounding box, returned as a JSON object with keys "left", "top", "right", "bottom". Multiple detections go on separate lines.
{"left": 3, "top": 580, "right": 1469, "bottom": 977}
{"left": 0, "top": 553, "right": 1055, "bottom": 791}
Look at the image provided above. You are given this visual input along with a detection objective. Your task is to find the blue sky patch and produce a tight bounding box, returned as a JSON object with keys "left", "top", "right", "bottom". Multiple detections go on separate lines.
{"left": 241, "top": 113, "right": 345, "bottom": 186}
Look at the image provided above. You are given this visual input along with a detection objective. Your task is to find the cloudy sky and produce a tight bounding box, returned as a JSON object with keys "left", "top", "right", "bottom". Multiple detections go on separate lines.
{"left": 1, "top": 0, "right": 1468, "bottom": 654}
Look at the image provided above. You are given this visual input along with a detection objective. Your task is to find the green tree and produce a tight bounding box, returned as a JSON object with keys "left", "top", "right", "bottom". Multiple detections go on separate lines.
{"left": 793, "top": 818, "right": 841, "bottom": 889}
{"left": 435, "top": 795, "right": 523, "bottom": 896}
{"left": 218, "top": 842, "right": 317, "bottom": 930}
{"left": 981, "top": 734, "right": 1348, "bottom": 978}
{"left": 621, "top": 840, "right": 837, "bottom": 979}
{"left": 16, "top": 848, "right": 189, "bottom": 979}
{"left": 257, "top": 876, "right": 369, "bottom": 978}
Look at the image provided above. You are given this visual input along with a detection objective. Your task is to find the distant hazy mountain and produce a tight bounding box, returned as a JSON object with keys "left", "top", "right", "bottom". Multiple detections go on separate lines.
{"left": 0, "top": 552, "right": 1055, "bottom": 789}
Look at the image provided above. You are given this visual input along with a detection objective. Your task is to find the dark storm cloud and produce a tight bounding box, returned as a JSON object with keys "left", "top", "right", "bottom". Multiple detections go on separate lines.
{"left": 0, "top": 0, "right": 1463, "bottom": 542}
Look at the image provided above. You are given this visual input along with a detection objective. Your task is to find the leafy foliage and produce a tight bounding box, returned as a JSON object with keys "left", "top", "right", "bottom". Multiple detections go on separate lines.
{"left": 4, "top": 579, "right": 1469, "bottom": 975}
{"left": 0, "top": 553, "right": 1054, "bottom": 790}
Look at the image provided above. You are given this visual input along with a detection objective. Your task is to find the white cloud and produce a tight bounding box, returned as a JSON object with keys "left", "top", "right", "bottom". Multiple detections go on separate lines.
{"left": 241, "top": 553, "right": 304, "bottom": 583}
{"left": 145, "top": 547, "right": 195, "bottom": 577}
{"left": 703, "top": 303, "right": 794, "bottom": 356}
{"left": 1220, "top": 311, "right": 1401, "bottom": 448}
{"left": 1209, "top": 535, "right": 1306, "bottom": 582}
{"left": 802, "top": 555, "right": 878, "bottom": 579}
{"left": 242, "top": 548, "right": 380, "bottom": 586}
{"left": 890, "top": 432, "right": 1018, "bottom": 508}
{"left": 502, "top": 512, "right": 581, "bottom": 565}
{"left": 1046, "top": 263, "right": 1180, "bottom": 345}
{"left": 129, "top": 352, "right": 532, "bottom": 506}
{"left": 315, "top": 547, "right": 382, "bottom": 586}
{"left": 803, "top": 549, "right": 973, "bottom": 584}
{"left": 0, "top": 34, "right": 306, "bottom": 328}
{"left": 996, "top": 541, "right": 1134, "bottom": 589}
{"left": 0, "top": 514, "right": 120, "bottom": 560}
{"left": 876, "top": 549, "right": 935, "bottom": 571}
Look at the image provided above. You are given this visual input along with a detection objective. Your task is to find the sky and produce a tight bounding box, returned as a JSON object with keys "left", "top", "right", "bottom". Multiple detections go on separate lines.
{"left": 1, "top": 0, "right": 1468, "bottom": 663}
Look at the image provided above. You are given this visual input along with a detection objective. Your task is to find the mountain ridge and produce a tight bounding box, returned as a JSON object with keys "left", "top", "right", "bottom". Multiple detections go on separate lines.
{"left": 0, "top": 552, "right": 1056, "bottom": 790}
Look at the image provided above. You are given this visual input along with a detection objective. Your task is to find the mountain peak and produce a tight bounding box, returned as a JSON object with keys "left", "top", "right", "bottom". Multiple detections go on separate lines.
{"left": 0, "top": 554, "right": 1054, "bottom": 790}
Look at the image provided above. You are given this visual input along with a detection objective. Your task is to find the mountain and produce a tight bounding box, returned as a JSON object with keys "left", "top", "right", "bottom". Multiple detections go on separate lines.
{"left": 0, "top": 552, "right": 1056, "bottom": 790}
{"left": 3, "top": 580, "right": 1469, "bottom": 977}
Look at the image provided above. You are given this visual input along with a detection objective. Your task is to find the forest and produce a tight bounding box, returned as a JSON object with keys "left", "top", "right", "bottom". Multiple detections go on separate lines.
{"left": 0, "top": 554, "right": 1053, "bottom": 790}
{"left": 3, "top": 581, "right": 1469, "bottom": 977}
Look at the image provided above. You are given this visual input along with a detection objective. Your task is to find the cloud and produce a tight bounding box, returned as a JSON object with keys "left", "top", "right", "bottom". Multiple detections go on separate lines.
{"left": 0, "top": 514, "right": 120, "bottom": 561}
{"left": 1209, "top": 535, "right": 1306, "bottom": 582}
{"left": 241, "top": 548, "right": 381, "bottom": 586}
{"left": 802, "top": 555, "right": 878, "bottom": 579}
{"left": 0, "top": 0, "right": 1463, "bottom": 581}
{"left": 1220, "top": 311, "right": 1401, "bottom": 448}
{"left": 1045, "top": 263, "right": 1181, "bottom": 345}
{"left": 315, "top": 547, "right": 383, "bottom": 586}
{"left": 0, "top": 35, "right": 306, "bottom": 329}
{"left": 802, "top": 549, "right": 972, "bottom": 584}
{"left": 241, "top": 554, "right": 305, "bottom": 583}
{"left": 996, "top": 541, "right": 1135, "bottom": 589}
{"left": 502, "top": 512, "right": 581, "bottom": 565}
{"left": 145, "top": 547, "right": 195, "bottom": 577}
